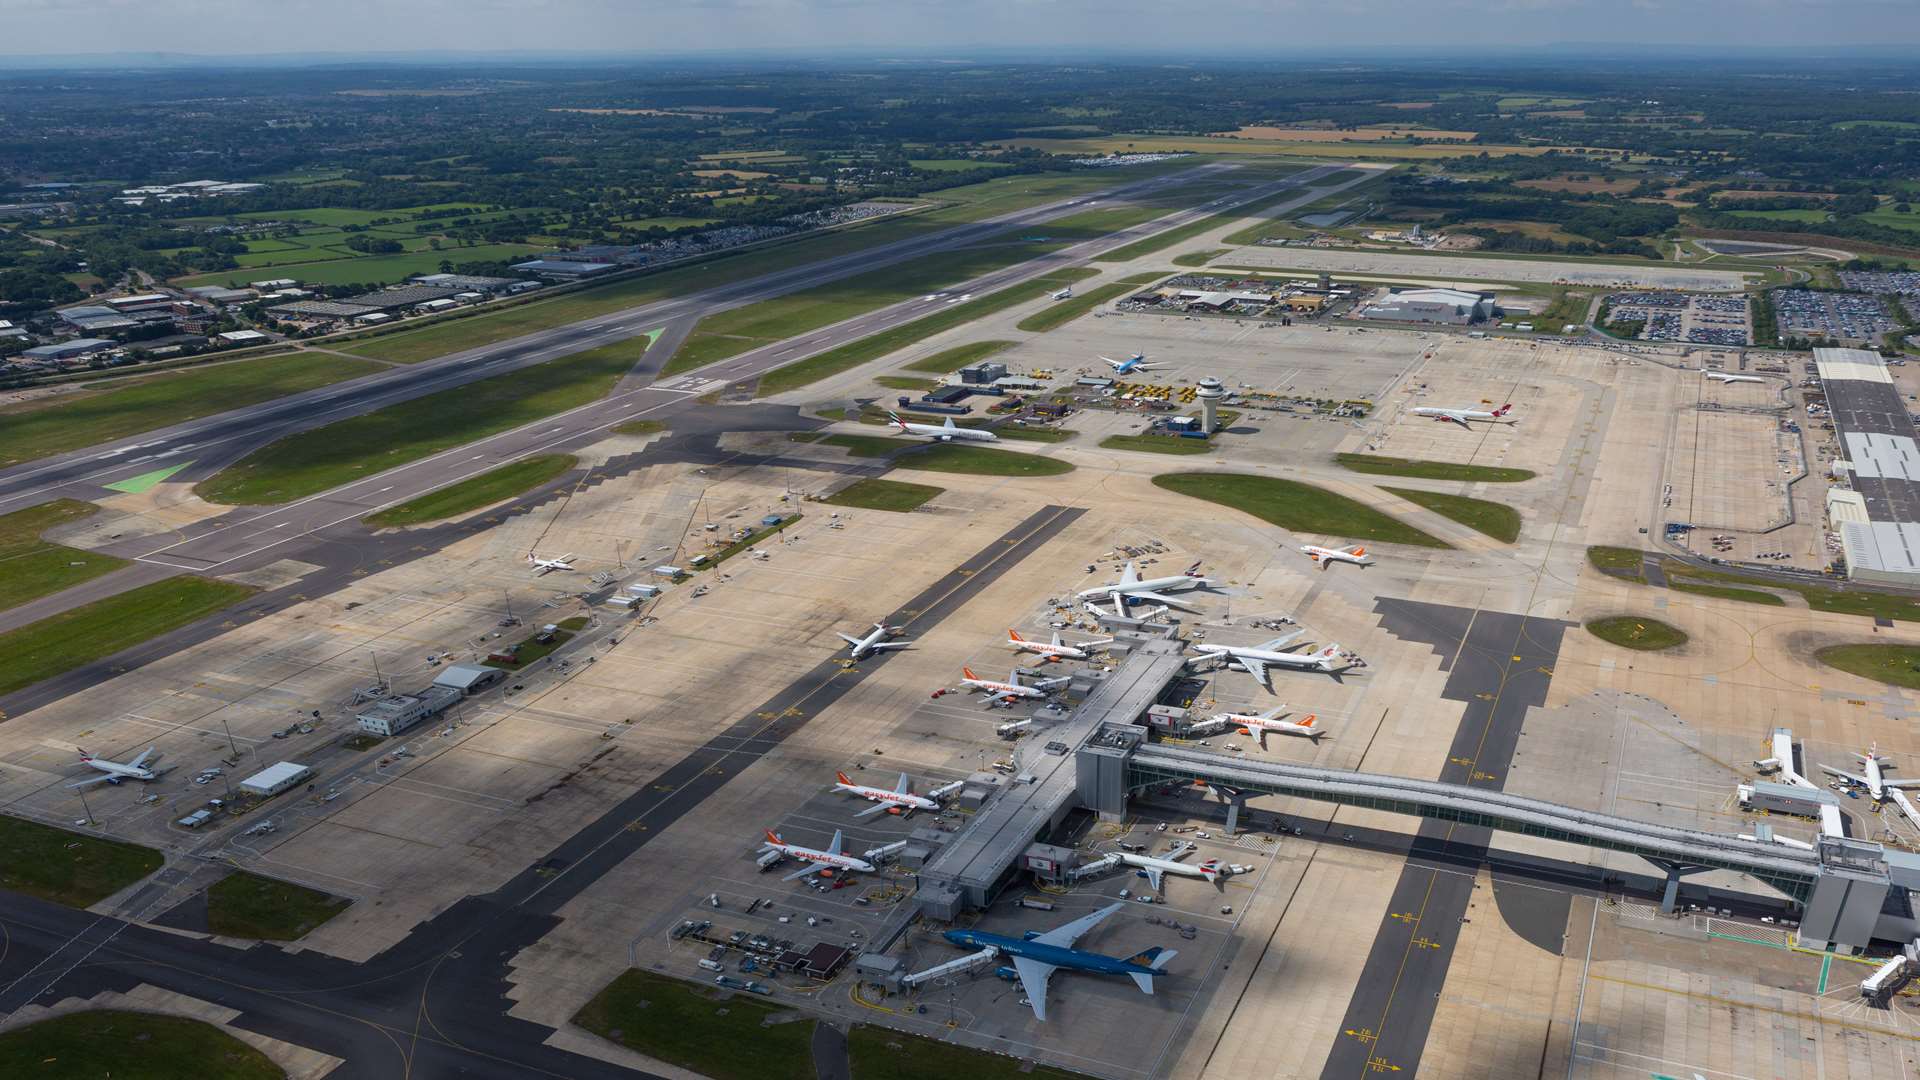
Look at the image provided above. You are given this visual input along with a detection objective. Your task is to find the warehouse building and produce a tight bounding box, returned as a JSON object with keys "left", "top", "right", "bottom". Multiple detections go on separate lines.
{"left": 57, "top": 305, "right": 138, "bottom": 333}
{"left": 1818, "top": 347, "right": 1920, "bottom": 585}
{"left": 1355, "top": 287, "right": 1496, "bottom": 325}
{"left": 411, "top": 273, "right": 528, "bottom": 293}
{"left": 22, "top": 338, "right": 115, "bottom": 362}
{"left": 240, "top": 761, "right": 313, "bottom": 797}
{"left": 336, "top": 285, "right": 463, "bottom": 312}
{"left": 267, "top": 300, "right": 382, "bottom": 321}
{"left": 512, "top": 259, "right": 618, "bottom": 279}
{"left": 432, "top": 664, "right": 506, "bottom": 696}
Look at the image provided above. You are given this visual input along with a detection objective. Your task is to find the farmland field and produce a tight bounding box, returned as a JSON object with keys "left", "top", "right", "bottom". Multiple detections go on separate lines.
{"left": 174, "top": 242, "right": 546, "bottom": 288}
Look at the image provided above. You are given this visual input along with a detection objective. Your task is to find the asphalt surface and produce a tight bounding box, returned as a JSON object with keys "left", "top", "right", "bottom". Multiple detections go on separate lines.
{"left": 0, "top": 505, "right": 1084, "bottom": 1077}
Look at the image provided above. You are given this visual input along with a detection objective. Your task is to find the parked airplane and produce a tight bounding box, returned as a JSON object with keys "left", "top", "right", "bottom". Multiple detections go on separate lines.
{"left": 1300, "top": 544, "right": 1372, "bottom": 570}
{"left": 526, "top": 553, "right": 577, "bottom": 576}
{"left": 1100, "top": 353, "right": 1165, "bottom": 375}
{"left": 1219, "top": 706, "right": 1325, "bottom": 746}
{"left": 1193, "top": 632, "right": 1350, "bottom": 689}
{"left": 911, "top": 902, "right": 1176, "bottom": 1022}
{"left": 834, "top": 771, "right": 941, "bottom": 817}
{"left": 1412, "top": 403, "right": 1515, "bottom": 427}
{"left": 1076, "top": 562, "right": 1213, "bottom": 616}
{"left": 1705, "top": 370, "right": 1764, "bottom": 384}
{"left": 68, "top": 746, "right": 163, "bottom": 788}
{"left": 761, "top": 828, "right": 877, "bottom": 882}
{"left": 837, "top": 622, "right": 910, "bottom": 661}
{"left": 887, "top": 411, "right": 999, "bottom": 443}
{"left": 1008, "top": 629, "right": 1113, "bottom": 663}
{"left": 961, "top": 666, "right": 1069, "bottom": 704}
{"left": 1118, "top": 847, "right": 1226, "bottom": 891}
{"left": 1820, "top": 745, "right": 1920, "bottom": 802}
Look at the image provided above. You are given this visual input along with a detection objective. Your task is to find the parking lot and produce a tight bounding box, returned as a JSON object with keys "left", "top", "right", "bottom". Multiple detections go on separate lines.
{"left": 1773, "top": 288, "right": 1899, "bottom": 344}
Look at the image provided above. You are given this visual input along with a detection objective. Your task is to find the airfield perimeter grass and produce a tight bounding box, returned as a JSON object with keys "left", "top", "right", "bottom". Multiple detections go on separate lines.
{"left": 0, "top": 352, "right": 383, "bottom": 468}
{"left": 1152, "top": 472, "right": 1449, "bottom": 548}
{"left": 1586, "top": 545, "right": 1648, "bottom": 580}
{"left": 1015, "top": 282, "right": 1137, "bottom": 333}
{"left": 1667, "top": 564, "right": 1920, "bottom": 622}
{"left": 1816, "top": 644, "right": 1920, "bottom": 690}
{"left": 0, "top": 1010, "right": 283, "bottom": 1080}
{"left": 895, "top": 444, "right": 1075, "bottom": 476}
{"left": 1667, "top": 580, "right": 1787, "bottom": 606}
{"left": 1172, "top": 248, "right": 1229, "bottom": 267}
{"left": 903, "top": 340, "right": 1015, "bottom": 374}
{"left": 847, "top": 1026, "right": 1084, "bottom": 1080}
{"left": 205, "top": 871, "right": 351, "bottom": 941}
{"left": 0, "top": 815, "right": 164, "bottom": 908}
{"left": 610, "top": 419, "right": 666, "bottom": 436}
{"left": 1336, "top": 453, "right": 1535, "bottom": 483}
{"left": 1381, "top": 487, "right": 1521, "bottom": 543}
{"left": 1585, "top": 616, "right": 1688, "bottom": 652}
{"left": 572, "top": 969, "right": 814, "bottom": 1080}
{"left": 875, "top": 375, "right": 939, "bottom": 391}
{"left": 1093, "top": 181, "right": 1315, "bottom": 263}
{"left": 0, "top": 499, "right": 129, "bottom": 613}
{"left": 824, "top": 477, "right": 945, "bottom": 512}
{"left": 199, "top": 339, "right": 644, "bottom": 505}
{"left": 797, "top": 433, "right": 907, "bottom": 458}
{"left": 1099, "top": 433, "right": 1214, "bottom": 455}
{"left": 745, "top": 269, "right": 1098, "bottom": 396}
{"left": 363, "top": 454, "right": 577, "bottom": 528}
{"left": 0, "top": 577, "right": 257, "bottom": 698}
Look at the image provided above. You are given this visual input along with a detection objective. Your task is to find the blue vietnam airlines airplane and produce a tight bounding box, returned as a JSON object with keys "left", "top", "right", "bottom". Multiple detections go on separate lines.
{"left": 931, "top": 902, "right": 1176, "bottom": 1021}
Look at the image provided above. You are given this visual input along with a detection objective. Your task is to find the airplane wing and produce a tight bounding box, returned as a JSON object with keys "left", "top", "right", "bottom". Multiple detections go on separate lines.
{"left": 1032, "top": 902, "right": 1124, "bottom": 949}
{"left": 66, "top": 774, "right": 116, "bottom": 789}
{"left": 781, "top": 861, "right": 823, "bottom": 882}
{"left": 1256, "top": 631, "right": 1305, "bottom": 652}
{"left": 836, "top": 633, "right": 866, "bottom": 647}
{"left": 872, "top": 641, "right": 912, "bottom": 652}
{"left": 827, "top": 828, "right": 844, "bottom": 855}
{"left": 1140, "top": 865, "right": 1165, "bottom": 891}
{"left": 1258, "top": 705, "right": 1291, "bottom": 721}
{"left": 1886, "top": 779, "right": 1920, "bottom": 790}
{"left": 893, "top": 772, "right": 911, "bottom": 794}
{"left": 1012, "top": 956, "right": 1058, "bottom": 1022}
{"left": 1818, "top": 764, "right": 1870, "bottom": 786}
{"left": 1122, "top": 589, "right": 1200, "bottom": 611}
{"left": 1236, "top": 656, "right": 1271, "bottom": 690}
{"left": 1118, "top": 562, "right": 1139, "bottom": 587}
{"left": 128, "top": 745, "right": 158, "bottom": 769}
{"left": 853, "top": 802, "right": 892, "bottom": 819}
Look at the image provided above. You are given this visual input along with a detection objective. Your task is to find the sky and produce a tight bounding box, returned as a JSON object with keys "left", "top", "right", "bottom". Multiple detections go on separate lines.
{"left": 1, "top": 0, "right": 1917, "bottom": 58}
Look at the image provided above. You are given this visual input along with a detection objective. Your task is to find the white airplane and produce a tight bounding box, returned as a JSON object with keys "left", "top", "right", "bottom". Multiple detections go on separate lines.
{"left": 1411, "top": 403, "right": 1515, "bottom": 427}
{"left": 887, "top": 411, "right": 998, "bottom": 443}
{"left": 1819, "top": 745, "right": 1920, "bottom": 802}
{"left": 762, "top": 828, "right": 877, "bottom": 882}
{"left": 1008, "top": 629, "right": 1112, "bottom": 663}
{"left": 1118, "top": 847, "right": 1226, "bottom": 891}
{"left": 1101, "top": 353, "right": 1166, "bottom": 375}
{"left": 1052, "top": 287, "right": 1074, "bottom": 301}
{"left": 1193, "top": 632, "right": 1351, "bottom": 689}
{"left": 1301, "top": 544, "right": 1373, "bottom": 570}
{"left": 1705, "top": 370, "right": 1764, "bottom": 384}
{"left": 837, "top": 622, "right": 910, "bottom": 661}
{"left": 834, "top": 770, "right": 941, "bottom": 817}
{"left": 68, "top": 746, "right": 162, "bottom": 788}
{"left": 526, "top": 552, "right": 577, "bottom": 576}
{"left": 1218, "top": 706, "right": 1325, "bottom": 747}
{"left": 1076, "top": 562, "right": 1213, "bottom": 617}
{"left": 961, "top": 666, "right": 1069, "bottom": 705}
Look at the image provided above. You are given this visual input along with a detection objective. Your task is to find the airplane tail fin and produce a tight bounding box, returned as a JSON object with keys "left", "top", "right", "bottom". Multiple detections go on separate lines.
{"left": 1008, "top": 630, "right": 1024, "bottom": 643}
{"left": 836, "top": 771, "right": 853, "bottom": 787}
{"left": 1346, "top": 546, "right": 1366, "bottom": 558}
{"left": 1495, "top": 404, "right": 1512, "bottom": 417}
{"left": 962, "top": 666, "right": 978, "bottom": 681}
{"left": 765, "top": 829, "right": 783, "bottom": 845}
{"left": 887, "top": 411, "right": 909, "bottom": 431}
{"left": 1198, "top": 860, "right": 1224, "bottom": 879}
{"left": 943, "top": 416, "right": 958, "bottom": 429}
{"left": 1127, "top": 947, "right": 1177, "bottom": 993}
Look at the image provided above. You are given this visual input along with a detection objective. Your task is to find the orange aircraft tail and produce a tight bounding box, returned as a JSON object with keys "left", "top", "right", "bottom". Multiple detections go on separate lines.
{"left": 1008, "top": 630, "right": 1025, "bottom": 642}
{"left": 836, "top": 771, "right": 853, "bottom": 786}
{"left": 962, "top": 666, "right": 978, "bottom": 680}
{"left": 765, "top": 829, "right": 783, "bottom": 845}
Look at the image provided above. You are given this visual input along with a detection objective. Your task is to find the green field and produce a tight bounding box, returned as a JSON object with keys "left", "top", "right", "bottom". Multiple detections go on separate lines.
{"left": 1094, "top": 181, "right": 1315, "bottom": 263}
{"left": 847, "top": 1027, "right": 1084, "bottom": 1080}
{"left": 1016, "top": 282, "right": 1136, "bottom": 333}
{"left": 1099, "top": 433, "right": 1214, "bottom": 455}
{"left": 1667, "top": 580, "right": 1786, "bottom": 606}
{"left": 896, "top": 445, "right": 1074, "bottom": 476}
{"left": 199, "top": 340, "right": 644, "bottom": 505}
{"left": 175, "top": 241, "right": 545, "bottom": 288}
{"left": 1585, "top": 616, "right": 1687, "bottom": 651}
{"left": 1381, "top": 486, "right": 1521, "bottom": 543}
{"left": 0, "top": 577, "right": 257, "bottom": 698}
{"left": 875, "top": 375, "right": 940, "bottom": 391}
{"left": 572, "top": 969, "right": 814, "bottom": 1080}
{"left": 903, "top": 340, "right": 1016, "bottom": 374}
{"left": 1336, "top": 453, "right": 1535, "bottom": 483}
{"left": 824, "top": 477, "right": 945, "bottom": 511}
{"left": 0, "top": 1010, "right": 283, "bottom": 1080}
{"left": 205, "top": 871, "right": 350, "bottom": 940}
{"left": 801, "top": 433, "right": 907, "bottom": 457}
{"left": 610, "top": 419, "right": 666, "bottom": 436}
{"left": 1724, "top": 208, "right": 1831, "bottom": 225}
{"left": 1586, "top": 545, "right": 1648, "bottom": 580}
{"left": 484, "top": 625, "right": 577, "bottom": 670}
{"left": 0, "top": 353, "right": 382, "bottom": 469}
{"left": 910, "top": 158, "right": 1013, "bottom": 171}
{"left": 0, "top": 815, "right": 164, "bottom": 908}
{"left": 1667, "top": 565, "right": 1920, "bottom": 622}
{"left": 1172, "top": 248, "right": 1228, "bottom": 267}
{"left": 0, "top": 500, "right": 128, "bottom": 613}
{"left": 364, "top": 454, "right": 577, "bottom": 527}
{"left": 1152, "top": 473, "right": 1449, "bottom": 548}
{"left": 1816, "top": 644, "right": 1920, "bottom": 690}
{"left": 1860, "top": 208, "right": 1920, "bottom": 236}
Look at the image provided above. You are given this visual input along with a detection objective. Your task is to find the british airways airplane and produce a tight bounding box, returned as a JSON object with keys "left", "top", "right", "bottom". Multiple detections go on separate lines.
{"left": 906, "top": 903, "right": 1176, "bottom": 1021}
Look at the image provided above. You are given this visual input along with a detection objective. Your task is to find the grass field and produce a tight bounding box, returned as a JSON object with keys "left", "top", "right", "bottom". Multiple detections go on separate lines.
{"left": 1153, "top": 473, "right": 1449, "bottom": 547}
{"left": 847, "top": 1027, "right": 1083, "bottom": 1080}
{"left": 1016, "top": 282, "right": 1136, "bottom": 332}
{"left": 875, "top": 375, "right": 939, "bottom": 391}
{"left": 199, "top": 340, "right": 644, "bottom": 505}
{"left": 364, "top": 454, "right": 577, "bottom": 527}
{"left": 0, "top": 353, "right": 383, "bottom": 468}
{"left": 798, "top": 433, "right": 906, "bottom": 457}
{"left": 1668, "top": 580, "right": 1786, "bottom": 606}
{"left": 0, "top": 1010, "right": 283, "bottom": 1080}
{"left": 0, "top": 815, "right": 163, "bottom": 908}
{"left": 896, "top": 445, "right": 1074, "bottom": 476}
{"left": 903, "top": 340, "right": 1016, "bottom": 374}
{"left": 0, "top": 500, "right": 128, "bottom": 613}
{"left": 174, "top": 241, "right": 544, "bottom": 289}
{"left": 1172, "top": 248, "right": 1228, "bottom": 267}
{"left": 206, "top": 871, "right": 350, "bottom": 940}
{"left": 1586, "top": 545, "right": 1648, "bottom": 580}
{"left": 572, "top": 969, "right": 814, "bottom": 1080}
{"left": 824, "top": 477, "right": 944, "bottom": 511}
{"left": 1336, "top": 453, "right": 1535, "bottom": 483}
{"left": 484, "top": 626, "right": 576, "bottom": 670}
{"left": 0, "top": 577, "right": 257, "bottom": 698}
{"left": 1585, "top": 616, "right": 1687, "bottom": 651}
{"left": 1010, "top": 134, "right": 1548, "bottom": 159}
{"left": 1098, "top": 433, "right": 1214, "bottom": 455}
{"left": 1816, "top": 644, "right": 1920, "bottom": 690}
{"left": 1724, "top": 208, "right": 1831, "bottom": 225}
{"left": 610, "top": 419, "right": 666, "bottom": 436}
{"left": 1381, "top": 486, "right": 1520, "bottom": 543}
{"left": 1094, "top": 183, "right": 1322, "bottom": 263}
{"left": 1667, "top": 565, "right": 1920, "bottom": 621}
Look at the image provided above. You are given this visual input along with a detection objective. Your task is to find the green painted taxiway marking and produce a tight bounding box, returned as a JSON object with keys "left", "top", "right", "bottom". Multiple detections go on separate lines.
{"left": 640, "top": 326, "right": 665, "bottom": 345}
{"left": 105, "top": 461, "right": 192, "bottom": 494}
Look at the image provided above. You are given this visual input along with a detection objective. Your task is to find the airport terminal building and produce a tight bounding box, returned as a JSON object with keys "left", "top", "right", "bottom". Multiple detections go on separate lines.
{"left": 1818, "top": 347, "right": 1920, "bottom": 586}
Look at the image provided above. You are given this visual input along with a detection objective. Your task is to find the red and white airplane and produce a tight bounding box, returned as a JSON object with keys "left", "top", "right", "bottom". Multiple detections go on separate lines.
{"left": 961, "top": 666, "right": 1069, "bottom": 705}
{"left": 1117, "top": 848, "right": 1226, "bottom": 891}
{"left": 1219, "top": 706, "right": 1325, "bottom": 747}
{"left": 68, "top": 745, "right": 163, "bottom": 788}
{"left": 526, "top": 552, "right": 577, "bottom": 576}
{"left": 1412, "top": 403, "right": 1514, "bottom": 427}
{"left": 1008, "top": 629, "right": 1113, "bottom": 663}
{"left": 1300, "top": 544, "right": 1373, "bottom": 570}
{"left": 834, "top": 771, "right": 941, "bottom": 818}
{"left": 762, "top": 828, "right": 877, "bottom": 882}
